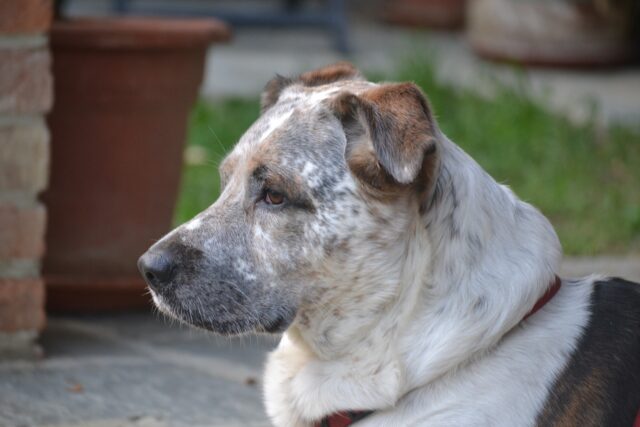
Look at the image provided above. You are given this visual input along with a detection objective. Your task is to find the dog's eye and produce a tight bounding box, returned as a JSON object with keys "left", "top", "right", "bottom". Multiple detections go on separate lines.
{"left": 263, "top": 189, "right": 285, "bottom": 206}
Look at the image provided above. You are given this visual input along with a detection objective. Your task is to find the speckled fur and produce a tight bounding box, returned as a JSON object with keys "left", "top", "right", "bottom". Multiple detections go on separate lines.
{"left": 140, "top": 64, "right": 616, "bottom": 427}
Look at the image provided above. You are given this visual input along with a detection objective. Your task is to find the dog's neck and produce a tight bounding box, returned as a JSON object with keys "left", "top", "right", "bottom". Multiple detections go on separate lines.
{"left": 399, "top": 135, "right": 561, "bottom": 388}
{"left": 289, "top": 134, "right": 561, "bottom": 392}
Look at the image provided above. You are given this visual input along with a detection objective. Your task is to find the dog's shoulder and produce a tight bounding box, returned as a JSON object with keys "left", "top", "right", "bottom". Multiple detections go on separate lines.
{"left": 536, "top": 277, "right": 640, "bottom": 427}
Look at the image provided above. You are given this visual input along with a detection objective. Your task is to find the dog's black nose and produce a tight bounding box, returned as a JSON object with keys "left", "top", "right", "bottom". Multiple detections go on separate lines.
{"left": 138, "top": 250, "right": 175, "bottom": 289}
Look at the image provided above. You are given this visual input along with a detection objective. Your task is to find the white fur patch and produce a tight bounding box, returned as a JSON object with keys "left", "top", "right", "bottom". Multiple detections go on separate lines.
{"left": 300, "top": 161, "right": 321, "bottom": 189}
{"left": 305, "top": 87, "right": 341, "bottom": 106}
{"left": 233, "top": 258, "right": 257, "bottom": 282}
{"left": 260, "top": 110, "right": 293, "bottom": 143}
{"left": 184, "top": 217, "right": 202, "bottom": 231}
{"left": 150, "top": 290, "right": 176, "bottom": 318}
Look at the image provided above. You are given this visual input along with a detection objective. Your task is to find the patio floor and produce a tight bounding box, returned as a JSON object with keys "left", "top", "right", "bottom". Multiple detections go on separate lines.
{"left": 0, "top": 313, "right": 275, "bottom": 427}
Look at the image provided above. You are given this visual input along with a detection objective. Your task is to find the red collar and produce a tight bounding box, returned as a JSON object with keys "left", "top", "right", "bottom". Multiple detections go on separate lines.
{"left": 523, "top": 275, "right": 562, "bottom": 321}
{"left": 314, "top": 276, "right": 562, "bottom": 427}
{"left": 315, "top": 411, "right": 374, "bottom": 427}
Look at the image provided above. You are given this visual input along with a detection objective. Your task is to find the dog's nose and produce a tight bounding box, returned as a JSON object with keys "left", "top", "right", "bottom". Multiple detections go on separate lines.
{"left": 138, "top": 250, "right": 176, "bottom": 290}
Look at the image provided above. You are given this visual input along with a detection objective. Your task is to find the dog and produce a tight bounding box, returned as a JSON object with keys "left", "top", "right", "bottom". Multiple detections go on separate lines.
{"left": 138, "top": 63, "right": 640, "bottom": 427}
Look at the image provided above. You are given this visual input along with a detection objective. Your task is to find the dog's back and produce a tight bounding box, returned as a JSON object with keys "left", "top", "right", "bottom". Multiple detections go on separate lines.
{"left": 537, "top": 278, "right": 640, "bottom": 427}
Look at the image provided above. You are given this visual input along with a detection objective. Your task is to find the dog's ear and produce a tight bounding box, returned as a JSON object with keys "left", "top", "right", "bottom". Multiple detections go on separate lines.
{"left": 298, "top": 62, "right": 362, "bottom": 87}
{"left": 260, "top": 74, "right": 295, "bottom": 113}
{"left": 331, "top": 83, "right": 438, "bottom": 189}
{"left": 260, "top": 62, "right": 362, "bottom": 113}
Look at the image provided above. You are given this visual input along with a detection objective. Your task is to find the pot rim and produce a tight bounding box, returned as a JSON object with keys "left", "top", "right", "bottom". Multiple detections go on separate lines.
{"left": 51, "top": 17, "right": 232, "bottom": 50}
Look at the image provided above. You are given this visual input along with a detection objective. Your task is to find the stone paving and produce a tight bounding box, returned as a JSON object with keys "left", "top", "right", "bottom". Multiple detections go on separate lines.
{"left": 0, "top": 313, "right": 275, "bottom": 427}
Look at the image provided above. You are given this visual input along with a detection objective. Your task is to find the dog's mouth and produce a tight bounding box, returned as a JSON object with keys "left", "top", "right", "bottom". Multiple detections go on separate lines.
{"left": 255, "top": 312, "right": 295, "bottom": 334}
{"left": 148, "top": 288, "right": 295, "bottom": 336}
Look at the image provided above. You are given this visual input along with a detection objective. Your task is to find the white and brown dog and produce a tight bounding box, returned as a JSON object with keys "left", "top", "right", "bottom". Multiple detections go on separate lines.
{"left": 138, "top": 63, "right": 640, "bottom": 427}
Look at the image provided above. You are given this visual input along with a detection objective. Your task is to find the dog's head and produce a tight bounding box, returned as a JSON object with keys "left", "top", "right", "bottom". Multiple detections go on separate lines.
{"left": 138, "top": 63, "right": 440, "bottom": 336}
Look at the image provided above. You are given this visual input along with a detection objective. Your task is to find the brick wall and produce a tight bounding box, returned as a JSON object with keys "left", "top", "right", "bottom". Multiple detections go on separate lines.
{"left": 0, "top": 0, "right": 52, "bottom": 357}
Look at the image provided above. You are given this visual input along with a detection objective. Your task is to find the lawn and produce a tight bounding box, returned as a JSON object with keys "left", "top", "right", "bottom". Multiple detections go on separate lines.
{"left": 175, "top": 59, "right": 640, "bottom": 255}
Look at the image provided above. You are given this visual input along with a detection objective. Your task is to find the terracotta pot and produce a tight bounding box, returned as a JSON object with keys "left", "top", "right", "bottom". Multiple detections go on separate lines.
{"left": 384, "top": 0, "right": 466, "bottom": 29}
{"left": 43, "top": 18, "right": 230, "bottom": 312}
{"left": 467, "top": 0, "right": 637, "bottom": 67}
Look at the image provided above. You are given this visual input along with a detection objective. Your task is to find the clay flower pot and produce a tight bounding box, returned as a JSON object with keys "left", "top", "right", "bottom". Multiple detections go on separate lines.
{"left": 384, "top": 0, "right": 466, "bottom": 29}
{"left": 43, "top": 18, "right": 230, "bottom": 312}
{"left": 467, "top": 0, "right": 637, "bottom": 67}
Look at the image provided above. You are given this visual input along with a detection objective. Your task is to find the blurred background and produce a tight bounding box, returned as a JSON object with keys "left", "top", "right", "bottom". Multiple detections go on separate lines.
{"left": 0, "top": 0, "right": 639, "bottom": 426}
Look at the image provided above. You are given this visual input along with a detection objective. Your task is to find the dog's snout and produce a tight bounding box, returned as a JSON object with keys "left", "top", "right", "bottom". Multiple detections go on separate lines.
{"left": 138, "top": 250, "right": 175, "bottom": 289}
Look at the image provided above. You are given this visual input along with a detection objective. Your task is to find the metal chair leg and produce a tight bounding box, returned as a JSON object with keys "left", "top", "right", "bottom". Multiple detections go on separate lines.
{"left": 328, "top": 0, "right": 350, "bottom": 53}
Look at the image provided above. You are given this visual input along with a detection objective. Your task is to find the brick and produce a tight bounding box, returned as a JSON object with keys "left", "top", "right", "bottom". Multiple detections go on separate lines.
{"left": 0, "top": 120, "right": 49, "bottom": 193}
{"left": 0, "top": 46, "right": 52, "bottom": 115}
{"left": 0, "top": 0, "right": 53, "bottom": 34}
{"left": 0, "top": 330, "right": 42, "bottom": 359}
{"left": 0, "top": 259, "right": 39, "bottom": 279}
{"left": 0, "top": 202, "right": 46, "bottom": 259}
{"left": 0, "top": 278, "right": 45, "bottom": 333}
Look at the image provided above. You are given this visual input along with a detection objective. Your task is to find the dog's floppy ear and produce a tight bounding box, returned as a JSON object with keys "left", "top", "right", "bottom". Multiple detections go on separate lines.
{"left": 331, "top": 82, "right": 438, "bottom": 188}
{"left": 260, "top": 62, "right": 362, "bottom": 113}
{"left": 298, "top": 62, "right": 362, "bottom": 86}
{"left": 261, "top": 74, "right": 294, "bottom": 113}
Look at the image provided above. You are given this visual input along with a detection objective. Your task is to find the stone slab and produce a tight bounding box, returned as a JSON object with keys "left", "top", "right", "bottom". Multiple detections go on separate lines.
{"left": 0, "top": 313, "right": 272, "bottom": 427}
{"left": 0, "top": 362, "right": 268, "bottom": 427}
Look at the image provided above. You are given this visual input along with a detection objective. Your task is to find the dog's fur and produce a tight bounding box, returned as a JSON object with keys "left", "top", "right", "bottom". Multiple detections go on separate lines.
{"left": 139, "top": 63, "right": 640, "bottom": 426}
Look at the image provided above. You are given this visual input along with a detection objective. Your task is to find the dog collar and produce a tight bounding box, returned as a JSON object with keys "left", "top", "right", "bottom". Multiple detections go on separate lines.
{"left": 314, "top": 276, "right": 563, "bottom": 427}
{"left": 523, "top": 275, "right": 561, "bottom": 321}
{"left": 315, "top": 410, "right": 374, "bottom": 427}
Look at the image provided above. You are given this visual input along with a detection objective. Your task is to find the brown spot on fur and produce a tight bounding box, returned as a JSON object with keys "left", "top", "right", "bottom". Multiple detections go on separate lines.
{"left": 336, "top": 238, "right": 350, "bottom": 253}
{"left": 365, "top": 204, "right": 392, "bottom": 227}
{"left": 544, "top": 368, "right": 606, "bottom": 427}
{"left": 298, "top": 312, "right": 311, "bottom": 327}
{"left": 366, "top": 232, "right": 381, "bottom": 242}
{"left": 260, "top": 62, "right": 362, "bottom": 112}
{"left": 260, "top": 74, "right": 294, "bottom": 113}
{"left": 536, "top": 279, "right": 640, "bottom": 426}
{"left": 345, "top": 135, "right": 399, "bottom": 195}
{"left": 299, "top": 62, "right": 361, "bottom": 87}
{"left": 325, "top": 237, "right": 350, "bottom": 257}
{"left": 375, "top": 214, "right": 391, "bottom": 226}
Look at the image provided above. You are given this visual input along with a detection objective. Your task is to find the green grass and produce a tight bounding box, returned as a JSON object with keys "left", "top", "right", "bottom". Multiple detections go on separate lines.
{"left": 175, "top": 98, "right": 259, "bottom": 224}
{"left": 175, "top": 59, "right": 640, "bottom": 255}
